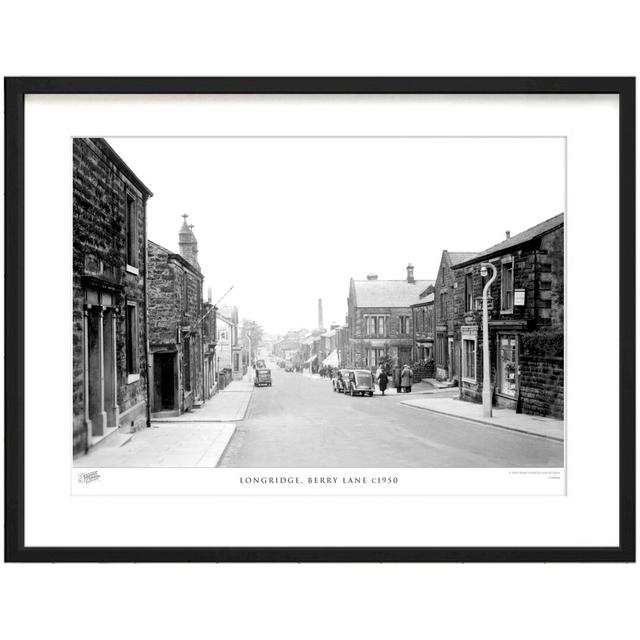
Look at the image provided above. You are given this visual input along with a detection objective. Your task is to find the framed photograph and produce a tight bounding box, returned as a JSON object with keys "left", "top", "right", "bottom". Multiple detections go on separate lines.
{"left": 5, "top": 77, "right": 635, "bottom": 562}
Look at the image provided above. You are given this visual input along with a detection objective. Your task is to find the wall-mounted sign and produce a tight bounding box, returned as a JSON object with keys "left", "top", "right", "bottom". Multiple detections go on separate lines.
{"left": 514, "top": 289, "right": 525, "bottom": 306}
{"left": 475, "top": 297, "right": 493, "bottom": 311}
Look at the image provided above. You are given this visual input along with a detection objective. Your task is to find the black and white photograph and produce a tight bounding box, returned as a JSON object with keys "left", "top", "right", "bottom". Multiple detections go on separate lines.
{"left": 7, "top": 78, "right": 632, "bottom": 563}
{"left": 72, "top": 135, "right": 565, "bottom": 472}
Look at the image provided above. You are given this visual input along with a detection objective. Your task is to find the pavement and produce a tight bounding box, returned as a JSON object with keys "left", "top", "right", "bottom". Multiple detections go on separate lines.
{"left": 400, "top": 397, "right": 564, "bottom": 442}
{"left": 153, "top": 380, "right": 254, "bottom": 422}
{"left": 75, "top": 378, "right": 253, "bottom": 468}
{"left": 74, "top": 422, "right": 237, "bottom": 468}
{"left": 219, "top": 366, "right": 563, "bottom": 468}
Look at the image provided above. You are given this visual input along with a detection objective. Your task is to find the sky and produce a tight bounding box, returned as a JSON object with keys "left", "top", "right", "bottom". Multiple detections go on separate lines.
{"left": 107, "top": 136, "right": 565, "bottom": 336}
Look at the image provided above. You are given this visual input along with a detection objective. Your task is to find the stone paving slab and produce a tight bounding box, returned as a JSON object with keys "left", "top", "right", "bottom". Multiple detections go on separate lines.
{"left": 153, "top": 384, "right": 253, "bottom": 423}
{"left": 75, "top": 423, "right": 237, "bottom": 468}
{"left": 400, "top": 397, "right": 564, "bottom": 442}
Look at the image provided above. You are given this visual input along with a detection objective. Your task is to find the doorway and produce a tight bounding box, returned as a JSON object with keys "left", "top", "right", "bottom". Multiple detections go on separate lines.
{"left": 154, "top": 352, "right": 176, "bottom": 411}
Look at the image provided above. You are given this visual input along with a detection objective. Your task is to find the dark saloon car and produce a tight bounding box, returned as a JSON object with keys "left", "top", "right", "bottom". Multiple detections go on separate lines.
{"left": 344, "top": 369, "right": 375, "bottom": 397}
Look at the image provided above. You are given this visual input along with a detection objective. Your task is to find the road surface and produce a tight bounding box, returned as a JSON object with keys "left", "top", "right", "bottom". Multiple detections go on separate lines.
{"left": 219, "top": 366, "right": 563, "bottom": 467}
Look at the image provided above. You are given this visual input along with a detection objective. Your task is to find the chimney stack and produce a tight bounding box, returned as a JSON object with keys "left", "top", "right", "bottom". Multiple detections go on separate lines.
{"left": 406, "top": 263, "right": 415, "bottom": 284}
{"left": 366, "top": 273, "right": 378, "bottom": 280}
{"left": 317, "top": 298, "right": 324, "bottom": 331}
{"left": 505, "top": 230, "right": 511, "bottom": 239}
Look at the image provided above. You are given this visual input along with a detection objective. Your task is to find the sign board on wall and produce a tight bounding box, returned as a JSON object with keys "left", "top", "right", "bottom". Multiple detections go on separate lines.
{"left": 514, "top": 289, "right": 525, "bottom": 306}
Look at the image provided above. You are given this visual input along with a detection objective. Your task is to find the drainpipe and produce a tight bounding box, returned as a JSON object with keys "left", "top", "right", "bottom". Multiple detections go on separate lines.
{"left": 143, "top": 196, "right": 151, "bottom": 428}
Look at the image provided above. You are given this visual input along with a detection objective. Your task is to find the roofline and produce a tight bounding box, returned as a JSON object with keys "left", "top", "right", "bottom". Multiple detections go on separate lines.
{"left": 452, "top": 219, "right": 564, "bottom": 269}
{"left": 148, "top": 239, "right": 203, "bottom": 278}
{"left": 88, "top": 138, "right": 154, "bottom": 198}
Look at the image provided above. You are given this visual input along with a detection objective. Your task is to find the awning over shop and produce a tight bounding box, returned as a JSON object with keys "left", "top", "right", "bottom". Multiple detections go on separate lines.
{"left": 322, "top": 349, "right": 339, "bottom": 367}
{"left": 305, "top": 354, "right": 318, "bottom": 364}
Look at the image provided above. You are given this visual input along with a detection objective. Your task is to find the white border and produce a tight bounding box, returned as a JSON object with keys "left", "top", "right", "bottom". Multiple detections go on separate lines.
{"left": 24, "top": 94, "right": 618, "bottom": 547}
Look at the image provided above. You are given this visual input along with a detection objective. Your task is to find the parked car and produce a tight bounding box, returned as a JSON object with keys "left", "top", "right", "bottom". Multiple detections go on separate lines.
{"left": 344, "top": 369, "right": 375, "bottom": 397}
{"left": 332, "top": 369, "right": 351, "bottom": 393}
{"left": 254, "top": 367, "right": 272, "bottom": 387}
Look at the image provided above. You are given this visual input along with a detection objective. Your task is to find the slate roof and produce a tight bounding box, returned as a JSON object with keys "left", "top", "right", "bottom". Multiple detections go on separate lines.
{"left": 352, "top": 279, "right": 434, "bottom": 308}
{"left": 411, "top": 292, "right": 434, "bottom": 307}
{"left": 448, "top": 252, "right": 479, "bottom": 265}
{"left": 453, "top": 213, "right": 564, "bottom": 268}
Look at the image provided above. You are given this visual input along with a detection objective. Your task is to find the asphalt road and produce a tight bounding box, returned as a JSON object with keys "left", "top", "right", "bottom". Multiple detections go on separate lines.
{"left": 218, "top": 366, "right": 563, "bottom": 468}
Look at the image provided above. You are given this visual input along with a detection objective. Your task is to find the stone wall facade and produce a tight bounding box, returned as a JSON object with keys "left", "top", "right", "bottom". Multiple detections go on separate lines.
{"left": 347, "top": 305, "right": 416, "bottom": 369}
{"left": 451, "top": 220, "right": 564, "bottom": 418}
{"left": 73, "top": 138, "right": 152, "bottom": 457}
{"left": 518, "top": 355, "right": 564, "bottom": 418}
{"left": 147, "top": 240, "right": 204, "bottom": 415}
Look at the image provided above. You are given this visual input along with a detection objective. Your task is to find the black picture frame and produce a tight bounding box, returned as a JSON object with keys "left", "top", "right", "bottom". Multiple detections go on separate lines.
{"left": 4, "top": 77, "right": 635, "bottom": 563}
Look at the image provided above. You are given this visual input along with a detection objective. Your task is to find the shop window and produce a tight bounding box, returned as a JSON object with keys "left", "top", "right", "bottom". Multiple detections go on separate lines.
{"left": 462, "top": 337, "right": 476, "bottom": 381}
{"left": 497, "top": 335, "right": 518, "bottom": 397}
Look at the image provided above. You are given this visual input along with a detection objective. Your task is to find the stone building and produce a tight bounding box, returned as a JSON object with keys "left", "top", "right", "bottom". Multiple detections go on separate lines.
{"left": 147, "top": 217, "right": 204, "bottom": 417}
{"left": 451, "top": 213, "right": 564, "bottom": 418}
{"left": 201, "top": 297, "right": 218, "bottom": 400}
{"left": 217, "top": 305, "right": 244, "bottom": 380}
{"left": 73, "top": 138, "right": 153, "bottom": 457}
{"left": 433, "top": 251, "right": 479, "bottom": 382}
{"left": 346, "top": 265, "right": 434, "bottom": 369}
{"left": 411, "top": 286, "right": 435, "bottom": 362}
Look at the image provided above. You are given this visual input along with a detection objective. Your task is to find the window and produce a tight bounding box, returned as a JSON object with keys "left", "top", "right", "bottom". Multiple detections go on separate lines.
{"left": 365, "top": 315, "right": 387, "bottom": 337}
{"left": 183, "top": 336, "right": 191, "bottom": 391}
{"left": 425, "top": 306, "right": 433, "bottom": 334}
{"left": 440, "top": 292, "right": 446, "bottom": 318}
{"left": 501, "top": 259, "right": 514, "bottom": 312}
{"left": 183, "top": 272, "right": 189, "bottom": 313}
{"left": 126, "top": 303, "right": 139, "bottom": 374}
{"left": 462, "top": 337, "right": 476, "bottom": 381}
{"left": 367, "top": 348, "right": 385, "bottom": 367}
{"left": 126, "top": 195, "right": 137, "bottom": 267}
{"left": 465, "top": 273, "right": 473, "bottom": 312}
{"left": 399, "top": 315, "right": 410, "bottom": 334}
{"left": 497, "top": 334, "right": 518, "bottom": 397}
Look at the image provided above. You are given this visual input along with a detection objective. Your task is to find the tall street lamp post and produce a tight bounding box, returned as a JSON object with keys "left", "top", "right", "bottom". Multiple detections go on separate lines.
{"left": 480, "top": 262, "right": 497, "bottom": 417}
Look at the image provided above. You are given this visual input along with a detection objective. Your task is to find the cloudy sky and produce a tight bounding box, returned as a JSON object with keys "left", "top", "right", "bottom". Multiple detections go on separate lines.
{"left": 107, "top": 136, "right": 565, "bottom": 335}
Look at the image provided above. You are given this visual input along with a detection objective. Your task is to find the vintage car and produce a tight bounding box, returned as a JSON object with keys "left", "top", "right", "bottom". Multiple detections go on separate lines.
{"left": 332, "top": 369, "right": 351, "bottom": 393}
{"left": 344, "top": 369, "right": 375, "bottom": 397}
{"left": 254, "top": 368, "right": 272, "bottom": 387}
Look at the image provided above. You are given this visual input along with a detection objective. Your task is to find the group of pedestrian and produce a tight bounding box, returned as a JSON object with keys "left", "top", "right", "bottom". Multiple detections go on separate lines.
{"left": 374, "top": 363, "right": 413, "bottom": 395}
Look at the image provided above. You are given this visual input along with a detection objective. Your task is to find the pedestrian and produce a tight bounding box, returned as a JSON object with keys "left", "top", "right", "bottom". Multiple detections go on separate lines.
{"left": 401, "top": 364, "right": 413, "bottom": 393}
{"left": 377, "top": 368, "right": 389, "bottom": 396}
{"left": 392, "top": 364, "right": 401, "bottom": 393}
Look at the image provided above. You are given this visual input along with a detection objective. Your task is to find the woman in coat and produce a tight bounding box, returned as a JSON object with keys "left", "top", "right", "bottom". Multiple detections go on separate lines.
{"left": 400, "top": 364, "right": 413, "bottom": 393}
{"left": 377, "top": 369, "right": 389, "bottom": 396}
